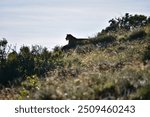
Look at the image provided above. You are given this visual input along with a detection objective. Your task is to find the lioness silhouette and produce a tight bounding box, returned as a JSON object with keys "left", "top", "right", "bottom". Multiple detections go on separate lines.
{"left": 62, "top": 34, "right": 90, "bottom": 50}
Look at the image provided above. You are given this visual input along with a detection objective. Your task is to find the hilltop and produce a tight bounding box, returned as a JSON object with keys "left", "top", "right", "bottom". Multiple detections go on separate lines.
{"left": 0, "top": 13, "right": 150, "bottom": 99}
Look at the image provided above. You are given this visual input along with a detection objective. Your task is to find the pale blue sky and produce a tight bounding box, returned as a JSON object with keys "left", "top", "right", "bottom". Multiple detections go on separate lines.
{"left": 0, "top": 0, "right": 150, "bottom": 50}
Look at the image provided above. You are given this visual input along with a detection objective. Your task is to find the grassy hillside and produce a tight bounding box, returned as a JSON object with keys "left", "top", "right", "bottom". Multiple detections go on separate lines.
{"left": 0, "top": 14, "right": 150, "bottom": 100}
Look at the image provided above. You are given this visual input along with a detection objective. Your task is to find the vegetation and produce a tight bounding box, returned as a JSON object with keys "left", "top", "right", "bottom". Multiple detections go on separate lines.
{"left": 102, "top": 13, "right": 150, "bottom": 32}
{"left": 0, "top": 13, "right": 150, "bottom": 100}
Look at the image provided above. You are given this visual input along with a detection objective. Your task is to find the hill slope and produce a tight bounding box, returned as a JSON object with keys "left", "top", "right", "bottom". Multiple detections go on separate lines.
{"left": 0, "top": 14, "right": 150, "bottom": 100}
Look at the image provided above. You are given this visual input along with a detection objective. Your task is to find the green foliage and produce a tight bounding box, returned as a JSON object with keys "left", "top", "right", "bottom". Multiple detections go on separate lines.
{"left": 143, "top": 45, "right": 150, "bottom": 62}
{"left": 127, "top": 30, "right": 147, "bottom": 41}
{"left": 96, "top": 35, "right": 116, "bottom": 43}
{"left": 18, "top": 89, "right": 29, "bottom": 99}
{"left": 136, "top": 85, "right": 150, "bottom": 99}
{"left": 0, "top": 42, "right": 65, "bottom": 85}
{"left": 31, "top": 67, "right": 150, "bottom": 100}
{"left": 92, "top": 34, "right": 116, "bottom": 47}
{"left": 19, "top": 75, "right": 40, "bottom": 99}
{"left": 1, "top": 13, "right": 150, "bottom": 100}
{"left": 18, "top": 46, "right": 34, "bottom": 76}
{"left": 103, "top": 13, "right": 149, "bottom": 33}
{"left": 21, "top": 75, "right": 39, "bottom": 90}
{"left": 0, "top": 38, "right": 8, "bottom": 67}
{"left": 0, "top": 39, "right": 16, "bottom": 83}
{"left": 0, "top": 38, "right": 7, "bottom": 61}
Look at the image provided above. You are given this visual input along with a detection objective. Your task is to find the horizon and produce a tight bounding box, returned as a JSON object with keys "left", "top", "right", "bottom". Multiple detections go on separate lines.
{"left": 0, "top": 0, "right": 150, "bottom": 50}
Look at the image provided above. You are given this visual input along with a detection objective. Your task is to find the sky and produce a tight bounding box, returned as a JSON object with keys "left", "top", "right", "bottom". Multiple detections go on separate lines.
{"left": 0, "top": 0, "right": 150, "bottom": 50}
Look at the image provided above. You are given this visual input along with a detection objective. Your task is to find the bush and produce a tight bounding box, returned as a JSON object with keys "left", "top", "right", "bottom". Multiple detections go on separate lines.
{"left": 136, "top": 85, "right": 150, "bottom": 99}
{"left": 102, "top": 13, "right": 148, "bottom": 32}
{"left": 130, "top": 85, "right": 150, "bottom": 100}
{"left": 92, "top": 35, "right": 116, "bottom": 47}
{"left": 143, "top": 45, "right": 150, "bottom": 62}
{"left": 0, "top": 40, "right": 66, "bottom": 85}
{"left": 127, "top": 30, "right": 147, "bottom": 41}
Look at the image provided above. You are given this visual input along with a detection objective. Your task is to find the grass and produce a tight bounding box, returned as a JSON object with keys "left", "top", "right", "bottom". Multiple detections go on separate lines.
{"left": 0, "top": 24, "right": 150, "bottom": 100}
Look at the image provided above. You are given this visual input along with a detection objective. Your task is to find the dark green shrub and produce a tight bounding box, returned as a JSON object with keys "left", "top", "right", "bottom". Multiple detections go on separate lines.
{"left": 93, "top": 35, "right": 116, "bottom": 46}
{"left": 0, "top": 41, "right": 66, "bottom": 85}
{"left": 102, "top": 13, "right": 148, "bottom": 32}
{"left": 0, "top": 38, "right": 7, "bottom": 65}
{"left": 143, "top": 45, "right": 150, "bottom": 62}
{"left": 134, "top": 85, "right": 150, "bottom": 100}
{"left": 18, "top": 46, "right": 34, "bottom": 76}
{"left": 6, "top": 51, "right": 20, "bottom": 80}
{"left": 127, "top": 30, "right": 147, "bottom": 41}
{"left": 0, "top": 39, "right": 15, "bottom": 84}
